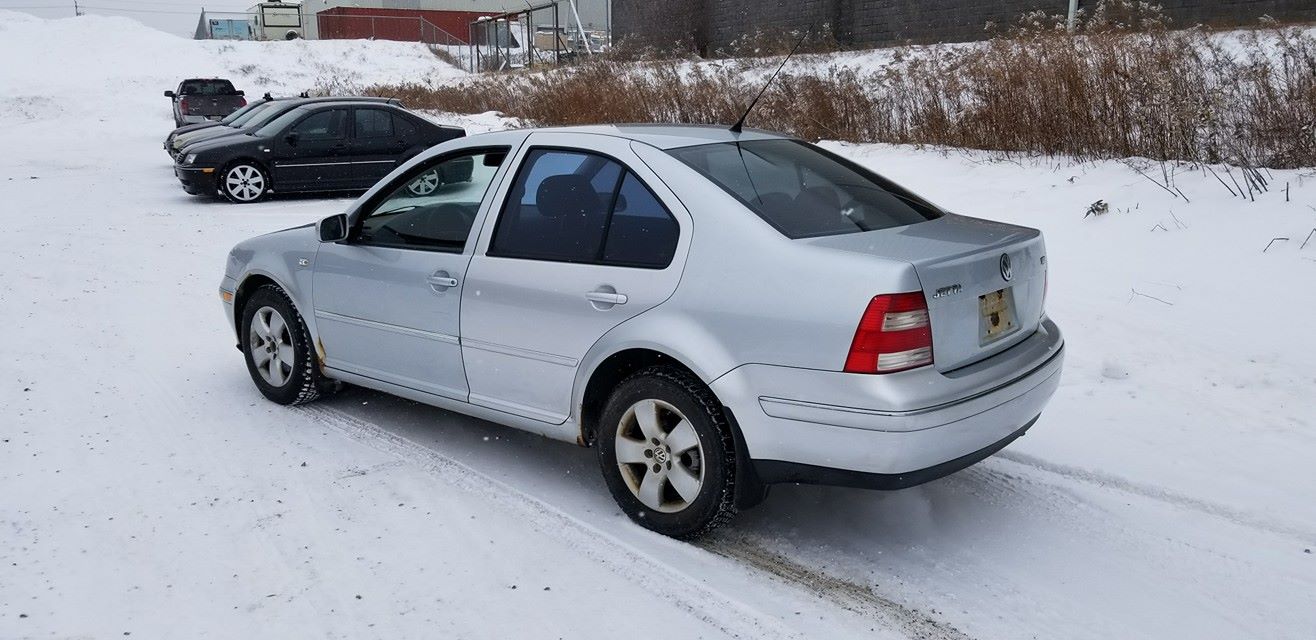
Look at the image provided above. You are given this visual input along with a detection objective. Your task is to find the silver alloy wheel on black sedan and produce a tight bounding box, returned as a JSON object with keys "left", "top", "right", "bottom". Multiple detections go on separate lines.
{"left": 223, "top": 163, "right": 268, "bottom": 203}
{"left": 615, "top": 398, "right": 707, "bottom": 513}
{"left": 406, "top": 168, "right": 440, "bottom": 196}
{"left": 248, "top": 306, "right": 295, "bottom": 387}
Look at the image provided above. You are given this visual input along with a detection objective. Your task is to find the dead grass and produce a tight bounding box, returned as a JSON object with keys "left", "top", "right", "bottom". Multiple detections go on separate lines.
{"left": 361, "top": 5, "right": 1316, "bottom": 169}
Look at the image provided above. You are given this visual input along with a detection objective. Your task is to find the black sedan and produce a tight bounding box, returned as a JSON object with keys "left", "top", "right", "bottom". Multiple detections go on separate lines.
{"left": 174, "top": 101, "right": 465, "bottom": 203}
{"left": 168, "top": 96, "right": 402, "bottom": 160}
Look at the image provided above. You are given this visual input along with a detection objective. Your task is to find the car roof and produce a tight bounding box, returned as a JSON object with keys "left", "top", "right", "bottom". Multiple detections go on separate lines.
{"left": 285, "top": 100, "right": 403, "bottom": 114}
{"left": 295, "top": 96, "right": 399, "bottom": 104}
{"left": 530, "top": 123, "right": 789, "bottom": 149}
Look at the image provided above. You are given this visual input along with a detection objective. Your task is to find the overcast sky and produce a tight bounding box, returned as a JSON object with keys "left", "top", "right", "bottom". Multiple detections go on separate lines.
{"left": 1, "top": 0, "right": 258, "bottom": 36}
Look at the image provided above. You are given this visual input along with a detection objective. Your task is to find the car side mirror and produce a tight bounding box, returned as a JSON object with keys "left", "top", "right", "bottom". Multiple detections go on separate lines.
{"left": 236, "top": 90, "right": 245, "bottom": 96}
{"left": 284, "top": 132, "right": 299, "bottom": 146}
{"left": 317, "top": 213, "right": 349, "bottom": 243}
{"left": 164, "top": 90, "right": 175, "bottom": 98}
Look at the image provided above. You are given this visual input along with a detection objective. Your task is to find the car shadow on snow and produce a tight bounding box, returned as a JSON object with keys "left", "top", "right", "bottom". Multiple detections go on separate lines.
{"left": 314, "top": 384, "right": 1050, "bottom": 553}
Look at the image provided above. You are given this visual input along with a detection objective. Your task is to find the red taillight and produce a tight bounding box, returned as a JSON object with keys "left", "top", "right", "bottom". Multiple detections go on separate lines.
{"left": 237, "top": 97, "right": 247, "bottom": 107}
{"left": 180, "top": 96, "right": 190, "bottom": 113}
{"left": 844, "top": 292, "right": 933, "bottom": 374}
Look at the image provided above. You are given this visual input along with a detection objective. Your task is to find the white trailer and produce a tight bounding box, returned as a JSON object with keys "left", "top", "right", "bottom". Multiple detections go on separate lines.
{"left": 248, "top": 2, "right": 305, "bottom": 40}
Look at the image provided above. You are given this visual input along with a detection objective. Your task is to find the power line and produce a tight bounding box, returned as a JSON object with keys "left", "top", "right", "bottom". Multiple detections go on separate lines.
{"left": 78, "top": 5, "right": 215, "bottom": 15}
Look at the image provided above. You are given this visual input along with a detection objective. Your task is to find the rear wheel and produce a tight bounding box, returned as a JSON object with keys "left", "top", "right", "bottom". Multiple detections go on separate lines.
{"left": 221, "top": 161, "right": 269, "bottom": 203}
{"left": 596, "top": 366, "right": 737, "bottom": 538}
{"left": 240, "top": 285, "right": 324, "bottom": 405}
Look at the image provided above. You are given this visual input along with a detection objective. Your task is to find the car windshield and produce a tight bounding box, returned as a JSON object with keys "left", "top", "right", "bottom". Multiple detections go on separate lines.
{"left": 227, "top": 101, "right": 279, "bottom": 127}
{"left": 179, "top": 79, "right": 236, "bottom": 95}
{"left": 667, "top": 139, "right": 943, "bottom": 239}
{"left": 218, "top": 101, "right": 262, "bottom": 125}
{"left": 248, "top": 103, "right": 305, "bottom": 132}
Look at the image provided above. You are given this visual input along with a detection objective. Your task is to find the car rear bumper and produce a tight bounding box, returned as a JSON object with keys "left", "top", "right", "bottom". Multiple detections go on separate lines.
{"left": 175, "top": 166, "right": 217, "bottom": 196}
{"left": 710, "top": 317, "right": 1064, "bottom": 484}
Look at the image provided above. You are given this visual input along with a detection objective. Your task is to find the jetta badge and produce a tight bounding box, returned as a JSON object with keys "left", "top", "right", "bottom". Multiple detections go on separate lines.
{"left": 1000, "top": 254, "right": 1013, "bottom": 281}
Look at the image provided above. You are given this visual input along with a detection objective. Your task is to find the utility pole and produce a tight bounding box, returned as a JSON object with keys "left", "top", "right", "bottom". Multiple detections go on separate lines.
{"left": 1066, "top": 0, "right": 1079, "bottom": 32}
{"left": 73, "top": 0, "right": 83, "bottom": 16}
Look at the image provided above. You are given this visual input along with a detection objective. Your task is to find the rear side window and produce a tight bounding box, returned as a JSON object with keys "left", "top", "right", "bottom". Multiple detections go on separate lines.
{"left": 667, "top": 139, "right": 942, "bottom": 239}
{"left": 603, "top": 173, "right": 679, "bottom": 268}
{"left": 394, "top": 114, "right": 418, "bottom": 139}
{"left": 490, "top": 149, "right": 678, "bottom": 268}
{"left": 355, "top": 108, "right": 394, "bottom": 138}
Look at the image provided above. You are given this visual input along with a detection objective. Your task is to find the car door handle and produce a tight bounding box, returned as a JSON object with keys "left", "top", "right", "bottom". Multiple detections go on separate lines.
{"left": 427, "top": 273, "right": 458, "bottom": 290}
{"left": 585, "top": 291, "right": 628, "bottom": 305}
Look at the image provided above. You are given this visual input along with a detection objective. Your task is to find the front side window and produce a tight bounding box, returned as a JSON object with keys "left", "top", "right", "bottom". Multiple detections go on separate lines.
{"left": 291, "top": 109, "right": 347, "bottom": 141}
{"left": 490, "top": 149, "right": 679, "bottom": 268}
{"left": 667, "top": 139, "right": 943, "bottom": 239}
{"left": 355, "top": 149, "right": 508, "bottom": 252}
{"left": 354, "top": 108, "right": 394, "bottom": 138}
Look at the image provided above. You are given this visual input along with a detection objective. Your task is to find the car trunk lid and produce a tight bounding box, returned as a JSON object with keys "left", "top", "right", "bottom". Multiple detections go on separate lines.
{"left": 803, "top": 214, "right": 1046, "bottom": 372}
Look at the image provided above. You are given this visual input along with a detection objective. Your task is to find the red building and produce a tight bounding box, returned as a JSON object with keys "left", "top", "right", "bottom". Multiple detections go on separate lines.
{"left": 316, "top": 6, "right": 494, "bottom": 45}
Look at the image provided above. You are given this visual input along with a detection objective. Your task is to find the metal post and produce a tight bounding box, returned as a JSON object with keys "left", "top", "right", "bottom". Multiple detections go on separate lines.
{"left": 1067, "top": 0, "right": 1079, "bottom": 32}
{"left": 568, "top": 0, "right": 592, "bottom": 54}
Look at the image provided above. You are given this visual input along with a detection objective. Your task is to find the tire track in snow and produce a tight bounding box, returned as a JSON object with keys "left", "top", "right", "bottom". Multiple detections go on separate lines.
{"left": 993, "top": 451, "right": 1316, "bottom": 542}
{"left": 700, "top": 536, "right": 975, "bottom": 640}
{"left": 296, "top": 405, "right": 797, "bottom": 640}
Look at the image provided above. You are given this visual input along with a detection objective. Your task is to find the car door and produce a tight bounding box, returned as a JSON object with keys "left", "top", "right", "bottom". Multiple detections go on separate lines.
{"left": 349, "top": 107, "right": 412, "bottom": 188}
{"left": 461, "top": 132, "right": 690, "bottom": 423}
{"left": 312, "top": 146, "right": 513, "bottom": 400}
{"left": 272, "top": 107, "right": 352, "bottom": 191}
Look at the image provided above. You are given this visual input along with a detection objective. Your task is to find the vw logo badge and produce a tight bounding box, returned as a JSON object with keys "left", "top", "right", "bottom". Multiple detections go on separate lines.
{"left": 1000, "top": 254, "right": 1013, "bottom": 281}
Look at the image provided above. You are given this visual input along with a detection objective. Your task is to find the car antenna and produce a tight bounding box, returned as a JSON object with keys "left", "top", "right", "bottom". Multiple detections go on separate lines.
{"left": 729, "top": 32, "right": 807, "bottom": 134}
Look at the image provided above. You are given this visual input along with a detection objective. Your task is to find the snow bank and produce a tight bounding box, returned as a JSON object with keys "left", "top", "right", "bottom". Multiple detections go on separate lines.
{"left": 0, "top": 10, "right": 464, "bottom": 124}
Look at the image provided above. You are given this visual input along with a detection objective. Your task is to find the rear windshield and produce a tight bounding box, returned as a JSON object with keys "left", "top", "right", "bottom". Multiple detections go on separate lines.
{"left": 667, "top": 139, "right": 943, "bottom": 239}
{"left": 179, "top": 79, "right": 236, "bottom": 95}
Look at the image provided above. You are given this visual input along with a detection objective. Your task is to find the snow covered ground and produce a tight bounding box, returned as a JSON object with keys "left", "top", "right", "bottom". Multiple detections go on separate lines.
{"left": 2, "top": 12, "right": 1315, "bottom": 640}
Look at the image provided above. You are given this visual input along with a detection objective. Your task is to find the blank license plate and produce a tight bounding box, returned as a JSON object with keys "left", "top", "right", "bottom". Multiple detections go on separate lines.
{"left": 979, "top": 288, "right": 1016, "bottom": 343}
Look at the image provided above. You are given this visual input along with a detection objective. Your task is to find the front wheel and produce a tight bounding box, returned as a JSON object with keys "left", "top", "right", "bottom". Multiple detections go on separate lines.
{"left": 240, "top": 284, "right": 324, "bottom": 405}
{"left": 221, "top": 161, "right": 269, "bottom": 203}
{"left": 596, "top": 366, "right": 737, "bottom": 538}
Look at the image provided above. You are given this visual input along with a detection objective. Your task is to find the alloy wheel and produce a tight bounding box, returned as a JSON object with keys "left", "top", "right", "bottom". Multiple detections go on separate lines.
{"left": 248, "top": 305, "right": 295, "bottom": 387}
{"left": 406, "top": 169, "right": 440, "bottom": 196}
{"left": 225, "top": 164, "right": 265, "bottom": 202}
{"left": 614, "top": 399, "right": 705, "bottom": 513}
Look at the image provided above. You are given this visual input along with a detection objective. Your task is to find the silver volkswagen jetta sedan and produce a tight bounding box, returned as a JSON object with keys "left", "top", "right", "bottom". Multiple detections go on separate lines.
{"left": 220, "top": 125, "right": 1064, "bottom": 538}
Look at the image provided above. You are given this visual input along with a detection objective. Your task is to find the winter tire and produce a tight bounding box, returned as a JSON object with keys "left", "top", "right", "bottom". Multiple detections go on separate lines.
{"left": 241, "top": 284, "right": 324, "bottom": 405}
{"left": 221, "top": 161, "right": 270, "bottom": 203}
{"left": 597, "top": 365, "right": 737, "bottom": 539}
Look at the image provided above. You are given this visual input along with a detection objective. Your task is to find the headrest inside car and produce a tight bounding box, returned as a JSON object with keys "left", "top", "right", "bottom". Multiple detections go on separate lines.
{"left": 537, "top": 174, "right": 602, "bottom": 219}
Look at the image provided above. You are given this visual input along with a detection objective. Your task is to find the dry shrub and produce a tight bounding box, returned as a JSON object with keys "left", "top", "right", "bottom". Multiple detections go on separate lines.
{"left": 364, "top": 3, "right": 1316, "bottom": 168}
